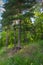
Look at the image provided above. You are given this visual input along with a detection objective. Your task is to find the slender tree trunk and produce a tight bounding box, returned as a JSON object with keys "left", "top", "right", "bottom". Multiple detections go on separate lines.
{"left": 14, "top": 26, "right": 16, "bottom": 48}
{"left": 17, "top": 20, "right": 21, "bottom": 48}
{"left": 24, "top": 30, "right": 27, "bottom": 42}
{"left": 42, "top": 0, "right": 43, "bottom": 8}
{"left": 23, "top": 25, "right": 27, "bottom": 43}
{"left": 6, "top": 30, "right": 9, "bottom": 46}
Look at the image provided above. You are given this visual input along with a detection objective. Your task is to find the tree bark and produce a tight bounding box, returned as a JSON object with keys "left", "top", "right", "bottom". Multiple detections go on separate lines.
{"left": 14, "top": 26, "right": 16, "bottom": 48}
{"left": 17, "top": 20, "right": 21, "bottom": 48}
{"left": 6, "top": 30, "right": 9, "bottom": 46}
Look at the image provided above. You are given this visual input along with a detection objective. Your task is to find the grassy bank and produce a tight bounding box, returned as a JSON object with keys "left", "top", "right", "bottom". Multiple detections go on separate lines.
{"left": 0, "top": 40, "right": 43, "bottom": 65}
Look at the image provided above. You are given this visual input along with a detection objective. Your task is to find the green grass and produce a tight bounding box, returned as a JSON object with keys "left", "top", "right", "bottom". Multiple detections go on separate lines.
{"left": 0, "top": 40, "right": 43, "bottom": 65}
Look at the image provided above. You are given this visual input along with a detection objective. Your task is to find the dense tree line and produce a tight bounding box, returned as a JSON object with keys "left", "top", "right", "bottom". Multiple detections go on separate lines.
{"left": 0, "top": 0, "right": 43, "bottom": 48}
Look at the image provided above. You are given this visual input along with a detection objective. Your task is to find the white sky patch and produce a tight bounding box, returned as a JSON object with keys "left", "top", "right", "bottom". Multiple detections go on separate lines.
{"left": 40, "top": 8, "right": 43, "bottom": 13}
{"left": 0, "top": 0, "right": 5, "bottom": 13}
{"left": 0, "top": 0, "right": 5, "bottom": 20}
{"left": 0, "top": 17, "right": 2, "bottom": 20}
{"left": 0, "top": 0, "right": 4, "bottom": 5}
{"left": 0, "top": 24, "right": 2, "bottom": 27}
{"left": 30, "top": 17, "right": 35, "bottom": 23}
{"left": 22, "top": 10, "right": 29, "bottom": 15}
{"left": 0, "top": 8, "right": 5, "bottom": 13}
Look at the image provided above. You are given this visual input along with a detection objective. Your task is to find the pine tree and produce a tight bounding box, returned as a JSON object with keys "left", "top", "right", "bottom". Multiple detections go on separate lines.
{"left": 2, "top": 0, "right": 36, "bottom": 48}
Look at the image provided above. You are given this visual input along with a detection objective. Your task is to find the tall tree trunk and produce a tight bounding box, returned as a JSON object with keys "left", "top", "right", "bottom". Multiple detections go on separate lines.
{"left": 24, "top": 30, "right": 27, "bottom": 43}
{"left": 14, "top": 26, "right": 16, "bottom": 48}
{"left": 17, "top": 20, "right": 21, "bottom": 48}
{"left": 41, "top": 0, "right": 43, "bottom": 13}
{"left": 6, "top": 30, "right": 9, "bottom": 46}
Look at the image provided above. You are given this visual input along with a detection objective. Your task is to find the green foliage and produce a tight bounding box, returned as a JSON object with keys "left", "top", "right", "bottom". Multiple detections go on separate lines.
{"left": 1, "top": 0, "right": 36, "bottom": 47}
{"left": 34, "top": 13, "right": 43, "bottom": 40}
{"left": 0, "top": 31, "right": 6, "bottom": 47}
{"left": 0, "top": 1, "right": 43, "bottom": 65}
{"left": 0, "top": 40, "right": 43, "bottom": 65}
